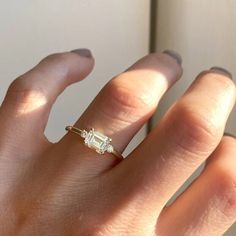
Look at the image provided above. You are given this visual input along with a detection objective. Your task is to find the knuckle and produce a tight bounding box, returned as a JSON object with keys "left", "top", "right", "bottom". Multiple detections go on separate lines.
{"left": 6, "top": 77, "right": 45, "bottom": 107}
{"left": 8, "top": 76, "right": 34, "bottom": 93}
{"left": 212, "top": 166, "right": 236, "bottom": 217}
{"left": 104, "top": 78, "right": 155, "bottom": 111}
{"left": 207, "top": 138, "right": 236, "bottom": 217}
{"left": 100, "top": 79, "right": 155, "bottom": 123}
{"left": 171, "top": 102, "right": 221, "bottom": 153}
{"left": 8, "top": 77, "right": 25, "bottom": 92}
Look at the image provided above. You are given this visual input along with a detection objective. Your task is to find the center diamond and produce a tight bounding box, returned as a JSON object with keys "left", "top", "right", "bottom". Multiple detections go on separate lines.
{"left": 84, "top": 128, "right": 111, "bottom": 154}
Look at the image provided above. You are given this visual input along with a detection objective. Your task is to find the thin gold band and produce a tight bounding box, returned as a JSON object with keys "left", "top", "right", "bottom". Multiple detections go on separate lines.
{"left": 66, "top": 126, "right": 83, "bottom": 136}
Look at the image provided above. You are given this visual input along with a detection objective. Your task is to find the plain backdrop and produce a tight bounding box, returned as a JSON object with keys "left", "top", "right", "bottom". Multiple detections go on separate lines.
{"left": 0, "top": 0, "right": 150, "bottom": 155}
{"left": 153, "top": 1, "right": 236, "bottom": 235}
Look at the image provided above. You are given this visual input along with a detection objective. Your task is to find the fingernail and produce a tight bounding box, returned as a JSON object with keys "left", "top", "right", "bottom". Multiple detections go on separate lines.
{"left": 71, "top": 48, "right": 93, "bottom": 58}
{"left": 224, "top": 132, "right": 236, "bottom": 138}
{"left": 210, "top": 67, "right": 233, "bottom": 80}
{"left": 163, "top": 49, "right": 182, "bottom": 65}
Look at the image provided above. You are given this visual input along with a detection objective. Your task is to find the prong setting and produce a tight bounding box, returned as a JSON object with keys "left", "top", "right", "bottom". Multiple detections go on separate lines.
{"left": 84, "top": 129, "right": 113, "bottom": 154}
{"left": 66, "top": 126, "right": 123, "bottom": 159}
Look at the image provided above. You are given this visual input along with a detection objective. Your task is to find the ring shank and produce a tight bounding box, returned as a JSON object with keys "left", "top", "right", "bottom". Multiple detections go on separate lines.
{"left": 66, "top": 126, "right": 83, "bottom": 136}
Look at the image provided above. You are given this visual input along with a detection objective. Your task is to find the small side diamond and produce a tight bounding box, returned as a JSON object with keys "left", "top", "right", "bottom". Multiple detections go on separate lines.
{"left": 81, "top": 130, "right": 87, "bottom": 138}
{"left": 107, "top": 145, "right": 114, "bottom": 153}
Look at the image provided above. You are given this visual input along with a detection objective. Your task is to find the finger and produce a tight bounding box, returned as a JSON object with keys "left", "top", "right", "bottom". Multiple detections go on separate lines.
{"left": 109, "top": 67, "right": 236, "bottom": 228}
{"left": 157, "top": 135, "right": 236, "bottom": 236}
{"left": 60, "top": 51, "right": 183, "bottom": 170}
{"left": 0, "top": 49, "right": 94, "bottom": 153}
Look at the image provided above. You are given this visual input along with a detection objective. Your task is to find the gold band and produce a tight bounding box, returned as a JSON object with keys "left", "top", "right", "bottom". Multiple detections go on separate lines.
{"left": 66, "top": 126, "right": 83, "bottom": 136}
{"left": 65, "top": 126, "right": 124, "bottom": 159}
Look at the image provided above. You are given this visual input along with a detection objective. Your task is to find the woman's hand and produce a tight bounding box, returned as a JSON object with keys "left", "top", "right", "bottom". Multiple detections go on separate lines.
{"left": 0, "top": 49, "right": 235, "bottom": 236}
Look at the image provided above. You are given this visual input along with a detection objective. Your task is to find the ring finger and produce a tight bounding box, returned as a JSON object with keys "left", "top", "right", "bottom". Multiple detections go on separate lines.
{"left": 60, "top": 50, "right": 183, "bottom": 173}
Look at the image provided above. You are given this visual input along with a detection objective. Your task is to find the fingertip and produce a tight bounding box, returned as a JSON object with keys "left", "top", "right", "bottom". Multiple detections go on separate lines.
{"left": 210, "top": 67, "right": 233, "bottom": 80}
{"left": 71, "top": 48, "right": 93, "bottom": 59}
{"left": 162, "top": 49, "right": 182, "bottom": 66}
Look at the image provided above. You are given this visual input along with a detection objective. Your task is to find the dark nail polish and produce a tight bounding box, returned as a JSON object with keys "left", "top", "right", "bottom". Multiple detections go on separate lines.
{"left": 210, "top": 67, "right": 233, "bottom": 80}
{"left": 71, "top": 48, "right": 93, "bottom": 58}
{"left": 163, "top": 49, "right": 182, "bottom": 65}
{"left": 224, "top": 132, "right": 236, "bottom": 138}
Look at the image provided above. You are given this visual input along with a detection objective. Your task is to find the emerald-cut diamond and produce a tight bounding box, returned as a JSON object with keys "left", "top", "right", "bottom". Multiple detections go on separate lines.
{"left": 84, "top": 128, "right": 112, "bottom": 154}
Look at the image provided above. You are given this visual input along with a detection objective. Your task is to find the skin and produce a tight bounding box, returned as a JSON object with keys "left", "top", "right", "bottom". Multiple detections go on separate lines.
{"left": 0, "top": 49, "right": 235, "bottom": 235}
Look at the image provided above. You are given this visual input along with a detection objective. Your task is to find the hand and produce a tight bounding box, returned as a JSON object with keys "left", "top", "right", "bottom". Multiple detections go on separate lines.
{"left": 0, "top": 49, "right": 235, "bottom": 236}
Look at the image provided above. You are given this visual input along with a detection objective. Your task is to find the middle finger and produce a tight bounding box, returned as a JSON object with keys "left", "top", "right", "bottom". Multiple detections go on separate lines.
{"left": 59, "top": 51, "right": 182, "bottom": 172}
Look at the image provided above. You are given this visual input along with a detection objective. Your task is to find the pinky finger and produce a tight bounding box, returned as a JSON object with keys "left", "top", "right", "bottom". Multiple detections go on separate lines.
{"left": 156, "top": 135, "right": 236, "bottom": 236}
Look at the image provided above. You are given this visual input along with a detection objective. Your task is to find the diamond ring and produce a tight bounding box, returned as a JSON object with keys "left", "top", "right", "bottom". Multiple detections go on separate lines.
{"left": 65, "top": 126, "right": 124, "bottom": 159}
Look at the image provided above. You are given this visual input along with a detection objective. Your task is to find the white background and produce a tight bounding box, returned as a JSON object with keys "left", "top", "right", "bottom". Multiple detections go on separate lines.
{"left": 0, "top": 0, "right": 150, "bottom": 155}
{"left": 153, "top": 1, "right": 236, "bottom": 234}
